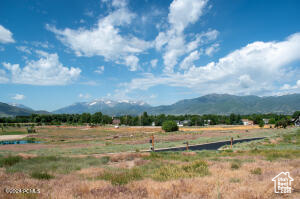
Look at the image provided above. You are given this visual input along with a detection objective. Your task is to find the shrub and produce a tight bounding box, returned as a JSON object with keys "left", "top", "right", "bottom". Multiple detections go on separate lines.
{"left": 27, "top": 127, "right": 36, "bottom": 133}
{"left": 182, "top": 160, "right": 209, "bottom": 176}
{"left": 229, "top": 178, "right": 241, "bottom": 183}
{"left": 100, "top": 156, "right": 110, "bottom": 164}
{"left": 162, "top": 121, "right": 178, "bottom": 132}
{"left": 251, "top": 167, "right": 262, "bottom": 175}
{"left": 97, "top": 168, "right": 142, "bottom": 185}
{"left": 259, "top": 121, "right": 264, "bottom": 128}
{"left": 31, "top": 171, "right": 54, "bottom": 180}
{"left": 231, "top": 161, "right": 241, "bottom": 170}
{"left": 105, "top": 141, "right": 112, "bottom": 146}
{"left": 152, "top": 160, "right": 209, "bottom": 181}
{"left": 152, "top": 164, "right": 184, "bottom": 181}
{"left": 0, "top": 156, "right": 23, "bottom": 167}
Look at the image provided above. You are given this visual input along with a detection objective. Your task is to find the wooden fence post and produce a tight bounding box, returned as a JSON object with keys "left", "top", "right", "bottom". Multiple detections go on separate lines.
{"left": 150, "top": 135, "right": 155, "bottom": 152}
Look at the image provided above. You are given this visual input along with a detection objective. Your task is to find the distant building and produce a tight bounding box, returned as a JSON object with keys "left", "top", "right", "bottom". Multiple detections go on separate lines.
{"left": 183, "top": 120, "right": 191, "bottom": 125}
{"left": 176, "top": 121, "right": 184, "bottom": 127}
{"left": 152, "top": 122, "right": 156, "bottom": 126}
{"left": 263, "top": 119, "right": 270, "bottom": 124}
{"left": 204, "top": 119, "right": 211, "bottom": 126}
{"left": 176, "top": 120, "right": 191, "bottom": 127}
{"left": 241, "top": 119, "right": 254, "bottom": 126}
{"left": 112, "top": 119, "right": 120, "bottom": 125}
{"left": 294, "top": 116, "right": 300, "bottom": 127}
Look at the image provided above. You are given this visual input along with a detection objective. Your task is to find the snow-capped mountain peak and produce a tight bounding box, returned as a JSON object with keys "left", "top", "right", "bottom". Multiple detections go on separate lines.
{"left": 53, "top": 98, "right": 150, "bottom": 115}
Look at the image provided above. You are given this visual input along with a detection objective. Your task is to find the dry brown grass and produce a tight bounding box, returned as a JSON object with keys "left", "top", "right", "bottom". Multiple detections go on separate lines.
{"left": 108, "top": 152, "right": 150, "bottom": 162}
{"left": 0, "top": 156, "right": 299, "bottom": 199}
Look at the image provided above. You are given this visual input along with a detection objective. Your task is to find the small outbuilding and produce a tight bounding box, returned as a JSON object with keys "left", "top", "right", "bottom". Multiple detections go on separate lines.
{"left": 294, "top": 116, "right": 300, "bottom": 127}
{"left": 241, "top": 119, "right": 254, "bottom": 126}
{"left": 112, "top": 119, "right": 121, "bottom": 125}
{"left": 263, "top": 118, "right": 270, "bottom": 124}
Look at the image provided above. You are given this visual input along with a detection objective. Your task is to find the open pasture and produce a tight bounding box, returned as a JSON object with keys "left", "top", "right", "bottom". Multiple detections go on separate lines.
{"left": 0, "top": 125, "right": 283, "bottom": 156}
{"left": 0, "top": 126, "right": 299, "bottom": 199}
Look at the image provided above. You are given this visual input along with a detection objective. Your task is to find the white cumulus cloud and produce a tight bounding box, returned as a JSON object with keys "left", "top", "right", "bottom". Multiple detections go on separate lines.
{"left": 179, "top": 50, "right": 201, "bottom": 70}
{"left": 124, "top": 55, "right": 139, "bottom": 71}
{"left": 0, "top": 69, "right": 9, "bottom": 83}
{"left": 2, "top": 51, "right": 81, "bottom": 85}
{"left": 12, "top": 94, "right": 25, "bottom": 100}
{"left": 0, "top": 25, "right": 15, "bottom": 44}
{"left": 78, "top": 93, "right": 91, "bottom": 99}
{"left": 150, "top": 59, "right": 158, "bottom": 68}
{"left": 120, "top": 33, "right": 300, "bottom": 96}
{"left": 16, "top": 46, "right": 32, "bottom": 54}
{"left": 95, "top": 66, "right": 105, "bottom": 74}
{"left": 205, "top": 43, "right": 219, "bottom": 56}
{"left": 47, "top": 5, "right": 151, "bottom": 71}
{"left": 154, "top": 0, "right": 217, "bottom": 73}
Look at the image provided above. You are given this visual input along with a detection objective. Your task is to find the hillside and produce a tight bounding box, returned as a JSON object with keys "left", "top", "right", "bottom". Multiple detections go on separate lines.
{"left": 148, "top": 94, "right": 300, "bottom": 115}
{"left": 53, "top": 99, "right": 151, "bottom": 115}
{"left": 1, "top": 94, "right": 300, "bottom": 116}
{"left": 53, "top": 94, "right": 300, "bottom": 115}
{"left": 0, "top": 102, "right": 35, "bottom": 117}
{"left": 0, "top": 102, "right": 49, "bottom": 117}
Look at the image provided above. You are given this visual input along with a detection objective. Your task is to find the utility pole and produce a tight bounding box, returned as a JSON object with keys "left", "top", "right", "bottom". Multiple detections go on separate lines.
{"left": 230, "top": 137, "right": 233, "bottom": 149}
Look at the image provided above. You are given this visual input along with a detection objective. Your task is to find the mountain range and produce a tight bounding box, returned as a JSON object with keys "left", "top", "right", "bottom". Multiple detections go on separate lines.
{"left": 0, "top": 102, "right": 49, "bottom": 117}
{"left": 1, "top": 94, "right": 300, "bottom": 117}
{"left": 53, "top": 99, "right": 150, "bottom": 115}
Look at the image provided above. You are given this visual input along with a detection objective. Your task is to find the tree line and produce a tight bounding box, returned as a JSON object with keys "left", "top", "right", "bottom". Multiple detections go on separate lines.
{"left": 0, "top": 111, "right": 299, "bottom": 127}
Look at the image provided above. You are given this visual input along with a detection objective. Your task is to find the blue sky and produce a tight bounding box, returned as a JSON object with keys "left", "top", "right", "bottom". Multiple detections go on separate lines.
{"left": 0, "top": 0, "right": 300, "bottom": 111}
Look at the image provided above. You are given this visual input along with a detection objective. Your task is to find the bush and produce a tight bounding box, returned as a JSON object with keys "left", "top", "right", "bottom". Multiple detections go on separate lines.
{"left": 231, "top": 161, "right": 241, "bottom": 170}
{"left": 162, "top": 121, "right": 178, "bottom": 132}
{"left": 182, "top": 160, "right": 209, "bottom": 176}
{"left": 251, "top": 168, "right": 262, "bottom": 175}
{"left": 0, "top": 156, "right": 23, "bottom": 167}
{"left": 97, "top": 168, "right": 142, "bottom": 185}
{"left": 152, "top": 160, "right": 209, "bottom": 181}
{"left": 31, "top": 171, "right": 54, "bottom": 180}
{"left": 229, "top": 178, "right": 241, "bottom": 183}
{"left": 100, "top": 156, "right": 110, "bottom": 164}
{"left": 27, "top": 127, "right": 36, "bottom": 133}
{"left": 259, "top": 121, "right": 264, "bottom": 128}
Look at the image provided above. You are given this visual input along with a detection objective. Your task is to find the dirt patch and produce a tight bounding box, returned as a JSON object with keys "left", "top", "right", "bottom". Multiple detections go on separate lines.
{"left": 17, "top": 153, "right": 38, "bottom": 159}
{"left": 0, "top": 142, "right": 105, "bottom": 152}
{"left": 0, "top": 134, "right": 29, "bottom": 141}
{"left": 0, "top": 143, "right": 56, "bottom": 151}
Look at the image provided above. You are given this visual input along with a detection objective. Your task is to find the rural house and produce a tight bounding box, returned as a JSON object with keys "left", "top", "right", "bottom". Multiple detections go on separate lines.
{"left": 241, "top": 119, "right": 254, "bottom": 126}
{"left": 294, "top": 116, "right": 300, "bottom": 127}
{"left": 176, "top": 120, "right": 191, "bottom": 127}
{"left": 204, "top": 119, "right": 211, "bottom": 126}
{"left": 176, "top": 121, "right": 184, "bottom": 127}
{"left": 263, "top": 118, "right": 270, "bottom": 124}
{"left": 112, "top": 119, "right": 121, "bottom": 125}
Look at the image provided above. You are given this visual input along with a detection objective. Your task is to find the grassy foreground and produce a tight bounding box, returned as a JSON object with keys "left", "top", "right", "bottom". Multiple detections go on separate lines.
{"left": 0, "top": 127, "right": 299, "bottom": 198}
